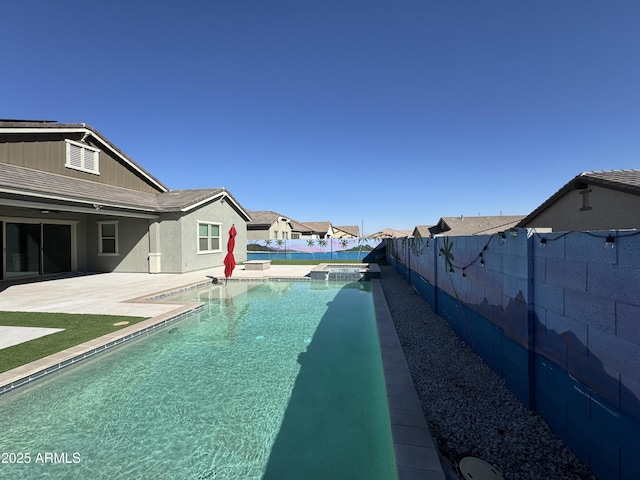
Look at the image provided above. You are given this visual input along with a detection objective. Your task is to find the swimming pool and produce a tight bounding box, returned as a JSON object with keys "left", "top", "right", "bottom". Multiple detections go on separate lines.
{"left": 0, "top": 280, "right": 397, "bottom": 480}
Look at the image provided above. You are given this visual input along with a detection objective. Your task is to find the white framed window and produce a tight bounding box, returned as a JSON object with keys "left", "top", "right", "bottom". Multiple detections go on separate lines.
{"left": 98, "top": 221, "right": 118, "bottom": 255}
{"left": 198, "top": 222, "right": 221, "bottom": 253}
{"left": 65, "top": 139, "right": 100, "bottom": 175}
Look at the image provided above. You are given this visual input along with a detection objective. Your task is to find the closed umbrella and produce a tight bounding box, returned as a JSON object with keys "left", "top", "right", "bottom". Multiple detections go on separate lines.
{"left": 223, "top": 224, "right": 237, "bottom": 278}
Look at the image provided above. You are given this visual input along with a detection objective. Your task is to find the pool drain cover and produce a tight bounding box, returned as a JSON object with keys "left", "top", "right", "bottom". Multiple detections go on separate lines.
{"left": 458, "top": 456, "right": 504, "bottom": 480}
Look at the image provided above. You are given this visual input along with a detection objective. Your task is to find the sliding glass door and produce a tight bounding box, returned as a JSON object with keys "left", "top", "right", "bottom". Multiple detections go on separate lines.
{"left": 43, "top": 224, "right": 72, "bottom": 274}
{"left": 5, "top": 223, "right": 40, "bottom": 278}
{"left": 4, "top": 222, "right": 72, "bottom": 278}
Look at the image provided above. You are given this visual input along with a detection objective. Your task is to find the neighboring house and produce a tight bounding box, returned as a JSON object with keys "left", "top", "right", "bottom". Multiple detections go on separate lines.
{"left": 516, "top": 169, "right": 640, "bottom": 231}
{"left": 411, "top": 225, "right": 435, "bottom": 238}
{"left": 423, "top": 215, "right": 524, "bottom": 237}
{"left": 301, "top": 221, "right": 333, "bottom": 239}
{"left": 289, "top": 219, "right": 314, "bottom": 239}
{"left": 0, "top": 120, "right": 250, "bottom": 279}
{"left": 332, "top": 225, "right": 360, "bottom": 238}
{"left": 246, "top": 210, "right": 293, "bottom": 241}
{"left": 370, "top": 228, "right": 412, "bottom": 238}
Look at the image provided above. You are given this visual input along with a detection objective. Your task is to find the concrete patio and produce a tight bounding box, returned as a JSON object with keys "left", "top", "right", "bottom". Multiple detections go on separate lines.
{"left": 0, "top": 264, "right": 313, "bottom": 317}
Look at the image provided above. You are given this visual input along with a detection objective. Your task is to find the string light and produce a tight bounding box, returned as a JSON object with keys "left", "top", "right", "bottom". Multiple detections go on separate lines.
{"left": 605, "top": 235, "right": 615, "bottom": 249}
{"left": 430, "top": 229, "right": 637, "bottom": 282}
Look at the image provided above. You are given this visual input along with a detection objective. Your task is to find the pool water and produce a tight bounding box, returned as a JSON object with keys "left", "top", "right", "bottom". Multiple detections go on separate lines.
{"left": 0, "top": 281, "right": 396, "bottom": 480}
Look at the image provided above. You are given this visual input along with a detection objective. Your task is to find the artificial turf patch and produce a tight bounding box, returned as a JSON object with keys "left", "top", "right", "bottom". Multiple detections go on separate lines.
{"left": 0, "top": 311, "right": 146, "bottom": 374}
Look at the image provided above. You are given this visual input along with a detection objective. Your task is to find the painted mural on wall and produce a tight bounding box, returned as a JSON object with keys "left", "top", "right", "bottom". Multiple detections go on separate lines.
{"left": 247, "top": 238, "right": 384, "bottom": 261}
{"left": 387, "top": 229, "right": 640, "bottom": 480}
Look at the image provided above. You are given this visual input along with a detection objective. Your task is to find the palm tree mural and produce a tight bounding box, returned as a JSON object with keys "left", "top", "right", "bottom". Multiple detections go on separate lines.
{"left": 264, "top": 239, "right": 273, "bottom": 260}
{"left": 275, "top": 239, "right": 284, "bottom": 258}
{"left": 318, "top": 239, "right": 327, "bottom": 259}
{"left": 306, "top": 239, "right": 315, "bottom": 259}
{"left": 357, "top": 235, "right": 370, "bottom": 260}
{"left": 440, "top": 237, "right": 455, "bottom": 273}
{"left": 339, "top": 239, "right": 349, "bottom": 259}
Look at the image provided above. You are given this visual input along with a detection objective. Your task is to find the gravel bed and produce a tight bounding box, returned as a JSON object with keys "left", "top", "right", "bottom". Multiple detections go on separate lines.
{"left": 378, "top": 266, "right": 598, "bottom": 480}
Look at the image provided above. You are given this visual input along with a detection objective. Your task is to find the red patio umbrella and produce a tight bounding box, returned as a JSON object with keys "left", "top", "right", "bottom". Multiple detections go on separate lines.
{"left": 223, "top": 224, "right": 237, "bottom": 278}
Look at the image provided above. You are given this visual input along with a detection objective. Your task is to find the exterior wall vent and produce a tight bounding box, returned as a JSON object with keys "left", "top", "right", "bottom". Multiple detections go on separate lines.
{"left": 65, "top": 139, "right": 100, "bottom": 175}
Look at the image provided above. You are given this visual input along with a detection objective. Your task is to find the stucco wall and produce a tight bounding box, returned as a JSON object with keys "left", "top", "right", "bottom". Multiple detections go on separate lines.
{"left": 525, "top": 185, "right": 640, "bottom": 231}
{"left": 387, "top": 229, "right": 640, "bottom": 480}
{"left": 269, "top": 218, "right": 293, "bottom": 239}
{"left": 157, "top": 200, "right": 247, "bottom": 273}
{"left": 86, "top": 216, "right": 150, "bottom": 273}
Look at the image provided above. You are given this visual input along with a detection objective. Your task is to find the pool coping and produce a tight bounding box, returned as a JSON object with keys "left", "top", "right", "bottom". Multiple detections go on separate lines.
{"left": 0, "top": 276, "right": 446, "bottom": 480}
{"left": 371, "top": 279, "right": 447, "bottom": 480}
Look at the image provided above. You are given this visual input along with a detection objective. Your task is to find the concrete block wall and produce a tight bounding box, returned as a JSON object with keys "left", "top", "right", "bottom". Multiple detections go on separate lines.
{"left": 387, "top": 229, "right": 640, "bottom": 480}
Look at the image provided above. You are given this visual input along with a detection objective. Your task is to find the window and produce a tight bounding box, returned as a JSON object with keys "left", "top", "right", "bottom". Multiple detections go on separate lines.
{"left": 198, "top": 222, "right": 220, "bottom": 253}
{"left": 274, "top": 230, "right": 279, "bottom": 239}
{"left": 65, "top": 139, "right": 100, "bottom": 175}
{"left": 98, "top": 221, "right": 118, "bottom": 255}
{"left": 292, "top": 233, "right": 300, "bottom": 239}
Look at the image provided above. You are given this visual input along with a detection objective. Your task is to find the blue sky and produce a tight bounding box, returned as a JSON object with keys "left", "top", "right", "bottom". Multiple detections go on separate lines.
{"left": 3, "top": 1, "right": 639, "bottom": 235}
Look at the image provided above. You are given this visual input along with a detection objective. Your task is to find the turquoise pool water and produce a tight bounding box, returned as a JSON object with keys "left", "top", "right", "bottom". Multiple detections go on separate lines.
{"left": 0, "top": 281, "right": 396, "bottom": 480}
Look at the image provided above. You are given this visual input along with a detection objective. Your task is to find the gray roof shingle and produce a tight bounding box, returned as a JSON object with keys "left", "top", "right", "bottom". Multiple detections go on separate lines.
{"left": 246, "top": 210, "right": 289, "bottom": 226}
{"left": 434, "top": 215, "right": 524, "bottom": 236}
{"left": 579, "top": 169, "right": 640, "bottom": 194}
{"left": 0, "top": 163, "right": 245, "bottom": 215}
{"left": 0, "top": 163, "right": 159, "bottom": 210}
{"left": 156, "top": 188, "right": 225, "bottom": 211}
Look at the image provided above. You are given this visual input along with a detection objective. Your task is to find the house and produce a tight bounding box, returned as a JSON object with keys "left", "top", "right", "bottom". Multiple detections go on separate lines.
{"left": 421, "top": 215, "right": 524, "bottom": 237}
{"left": 301, "top": 221, "right": 333, "bottom": 239}
{"left": 245, "top": 211, "right": 334, "bottom": 241}
{"left": 332, "top": 225, "right": 360, "bottom": 238}
{"left": 411, "top": 225, "right": 435, "bottom": 239}
{"left": 246, "top": 210, "right": 294, "bottom": 240}
{"left": 289, "top": 219, "right": 314, "bottom": 239}
{"left": 0, "top": 120, "right": 250, "bottom": 279}
{"left": 516, "top": 169, "right": 640, "bottom": 231}
{"left": 370, "top": 228, "right": 412, "bottom": 238}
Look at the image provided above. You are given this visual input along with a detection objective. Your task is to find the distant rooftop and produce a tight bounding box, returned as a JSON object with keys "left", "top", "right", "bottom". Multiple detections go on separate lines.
{"left": 0, "top": 118, "right": 57, "bottom": 123}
